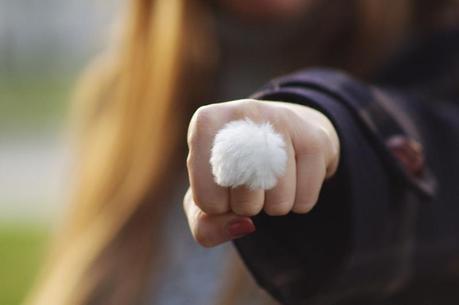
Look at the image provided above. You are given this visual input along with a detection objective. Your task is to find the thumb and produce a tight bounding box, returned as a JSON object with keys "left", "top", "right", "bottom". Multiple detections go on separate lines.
{"left": 183, "top": 188, "right": 256, "bottom": 247}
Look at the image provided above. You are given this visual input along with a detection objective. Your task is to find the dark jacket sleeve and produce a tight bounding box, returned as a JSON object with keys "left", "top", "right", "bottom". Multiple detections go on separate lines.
{"left": 232, "top": 68, "right": 458, "bottom": 305}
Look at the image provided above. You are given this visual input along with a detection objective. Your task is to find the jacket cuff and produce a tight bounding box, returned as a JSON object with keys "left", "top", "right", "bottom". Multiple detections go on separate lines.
{"left": 233, "top": 68, "right": 435, "bottom": 305}
{"left": 254, "top": 68, "right": 436, "bottom": 199}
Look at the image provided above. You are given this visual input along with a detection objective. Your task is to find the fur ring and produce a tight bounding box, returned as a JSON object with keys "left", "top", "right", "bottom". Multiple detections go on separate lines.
{"left": 210, "top": 117, "right": 288, "bottom": 190}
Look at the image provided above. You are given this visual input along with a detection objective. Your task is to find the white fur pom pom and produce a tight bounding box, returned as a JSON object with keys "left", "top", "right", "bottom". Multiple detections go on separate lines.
{"left": 210, "top": 117, "right": 288, "bottom": 190}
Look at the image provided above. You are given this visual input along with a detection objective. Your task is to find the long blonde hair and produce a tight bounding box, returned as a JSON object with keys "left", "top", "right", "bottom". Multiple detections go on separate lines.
{"left": 26, "top": 1, "right": 215, "bottom": 304}
{"left": 25, "top": 0, "right": 454, "bottom": 304}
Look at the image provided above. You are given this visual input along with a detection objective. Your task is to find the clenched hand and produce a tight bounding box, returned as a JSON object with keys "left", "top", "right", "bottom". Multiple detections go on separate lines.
{"left": 183, "top": 99, "right": 340, "bottom": 247}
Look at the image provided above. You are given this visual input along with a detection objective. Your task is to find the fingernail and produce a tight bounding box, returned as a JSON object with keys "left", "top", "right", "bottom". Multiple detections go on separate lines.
{"left": 226, "top": 218, "right": 256, "bottom": 239}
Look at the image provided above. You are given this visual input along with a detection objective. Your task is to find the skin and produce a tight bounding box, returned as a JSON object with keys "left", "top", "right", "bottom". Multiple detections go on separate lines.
{"left": 183, "top": 99, "right": 340, "bottom": 247}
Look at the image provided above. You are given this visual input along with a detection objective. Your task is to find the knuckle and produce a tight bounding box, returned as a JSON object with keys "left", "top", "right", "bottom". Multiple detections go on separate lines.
{"left": 193, "top": 194, "right": 228, "bottom": 214}
{"left": 204, "top": 204, "right": 228, "bottom": 215}
{"left": 293, "top": 195, "right": 318, "bottom": 213}
{"left": 187, "top": 129, "right": 199, "bottom": 149}
{"left": 292, "top": 203, "right": 315, "bottom": 214}
{"left": 264, "top": 201, "right": 291, "bottom": 216}
{"left": 186, "top": 153, "right": 192, "bottom": 168}
{"left": 194, "top": 105, "right": 215, "bottom": 127}
{"left": 308, "top": 126, "right": 329, "bottom": 152}
{"left": 294, "top": 127, "right": 324, "bottom": 156}
{"left": 306, "top": 130, "right": 323, "bottom": 154}
{"left": 277, "top": 105, "right": 296, "bottom": 121}
{"left": 231, "top": 99, "right": 261, "bottom": 118}
{"left": 232, "top": 202, "right": 262, "bottom": 217}
{"left": 297, "top": 125, "right": 328, "bottom": 156}
{"left": 265, "top": 106, "right": 290, "bottom": 131}
{"left": 234, "top": 98, "right": 258, "bottom": 108}
{"left": 182, "top": 190, "right": 191, "bottom": 211}
{"left": 188, "top": 106, "right": 216, "bottom": 146}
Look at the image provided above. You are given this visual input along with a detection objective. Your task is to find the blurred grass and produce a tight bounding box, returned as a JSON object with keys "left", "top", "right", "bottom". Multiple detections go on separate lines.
{"left": 0, "top": 75, "right": 72, "bottom": 131}
{"left": 0, "top": 73, "right": 71, "bottom": 303}
{"left": 0, "top": 224, "right": 50, "bottom": 305}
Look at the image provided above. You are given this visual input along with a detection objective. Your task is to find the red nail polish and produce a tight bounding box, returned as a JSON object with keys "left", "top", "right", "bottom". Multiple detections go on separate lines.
{"left": 227, "top": 218, "right": 256, "bottom": 239}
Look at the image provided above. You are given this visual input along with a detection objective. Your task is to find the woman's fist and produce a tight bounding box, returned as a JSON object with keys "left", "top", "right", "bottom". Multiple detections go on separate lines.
{"left": 183, "top": 99, "right": 340, "bottom": 247}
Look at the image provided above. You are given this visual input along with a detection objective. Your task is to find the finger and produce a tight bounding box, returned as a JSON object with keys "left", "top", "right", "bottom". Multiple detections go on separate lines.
{"left": 264, "top": 135, "right": 296, "bottom": 216}
{"left": 292, "top": 152, "right": 326, "bottom": 214}
{"left": 183, "top": 188, "right": 256, "bottom": 247}
{"left": 187, "top": 107, "right": 230, "bottom": 214}
{"left": 230, "top": 185, "right": 264, "bottom": 216}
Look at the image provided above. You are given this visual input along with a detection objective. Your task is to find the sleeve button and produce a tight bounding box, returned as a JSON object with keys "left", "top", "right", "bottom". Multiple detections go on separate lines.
{"left": 386, "top": 135, "right": 425, "bottom": 177}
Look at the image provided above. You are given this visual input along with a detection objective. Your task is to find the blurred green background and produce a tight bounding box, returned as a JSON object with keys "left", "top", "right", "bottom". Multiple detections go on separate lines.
{"left": 0, "top": 1, "right": 118, "bottom": 304}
